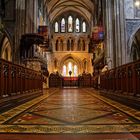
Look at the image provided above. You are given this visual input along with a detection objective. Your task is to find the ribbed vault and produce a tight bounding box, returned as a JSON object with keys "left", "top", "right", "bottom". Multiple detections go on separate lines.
{"left": 44, "top": 0, "right": 94, "bottom": 23}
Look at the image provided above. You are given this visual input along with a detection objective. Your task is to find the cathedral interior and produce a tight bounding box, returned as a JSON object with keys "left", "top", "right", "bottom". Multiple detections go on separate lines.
{"left": 0, "top": 0, "right": 140, "bottom": 139}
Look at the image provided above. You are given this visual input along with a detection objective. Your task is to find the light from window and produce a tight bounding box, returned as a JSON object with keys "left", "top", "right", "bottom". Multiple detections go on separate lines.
{"left": 82, "top": 22, "right": 86, "bottom": 32}
{"left": 54, "top": 16, "right": 87, "bottom": 33}
{"left": 76, "top": 18, "right": 80, "bottom": 32}
{"left": 68, "top": 16, "right": 73, "bottom": 32}
{"left": 135, "top": 0, "right": 140, "bottom": 8}
{"left": 63, "top": 65, "right": 67, "bottom": 76}
{"left": 68, "top": 62, "right": 72, "bottom": 73}
{"left": 55, "top": 22, "right": 59, "bottom": 32}
{"left": 61, "top": 18, "right": 65, "bottom": 32}
{"left": 134, "top": 0, "right": 140, "bottom": 18}
{"left": 74, "top": 65, "right": 78, "bottom": 76}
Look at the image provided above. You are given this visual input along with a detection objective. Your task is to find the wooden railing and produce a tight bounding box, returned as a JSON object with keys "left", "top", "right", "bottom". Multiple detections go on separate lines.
{"left": 62, "top": 77, "right": 78, "bottom": 87}
{"left": 78, "top": 73, "right": 92, "bottom": 87}
{"left": 100, "top": 60, "right": 140, "bottom": 96}
{"left": 49, "top": 73, "right": 93, "bottom": 88}
{"left": 0, "top": 59, "right": 43, "bottom": 98}
{"left": 49, "top": 73, "right": 62, "bottom": 88}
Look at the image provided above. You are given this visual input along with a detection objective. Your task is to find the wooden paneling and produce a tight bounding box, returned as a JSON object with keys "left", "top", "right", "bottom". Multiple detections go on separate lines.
{"left": 100, "top": 60, "right": 140, "bottom": 96}
{"left": 49, "top": 73, "right": 62, "bottom": 88}
{"left": 0, "top": 59, "right": 43, "bottom": 98}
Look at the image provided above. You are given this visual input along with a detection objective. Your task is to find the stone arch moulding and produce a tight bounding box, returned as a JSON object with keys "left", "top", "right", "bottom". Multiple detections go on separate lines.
{"left": 1, "top": 37, "right": 12, "bottom": 61}
{"left": 128, "top": 25, "right": 140, "bottom": 59}
{"left": 0, "top": 29, "right": 13, "bottom": 62}
{"left": 59, "top": 54, "right": 82, "bottom": 74}
{"left": 54, "top": 58, "right": 58, "bottom": 70}
{"left": 82, "top": 58, "right": 88, "bottom": 72}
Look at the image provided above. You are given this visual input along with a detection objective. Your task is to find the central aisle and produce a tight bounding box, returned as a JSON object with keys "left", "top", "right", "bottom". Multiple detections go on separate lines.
{"left": 0, "top": 88, "right": 140, "bottom": 139}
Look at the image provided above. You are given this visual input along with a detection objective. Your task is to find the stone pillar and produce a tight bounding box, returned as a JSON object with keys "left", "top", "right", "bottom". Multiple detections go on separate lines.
{"left": 104, "top": 0, "right": 114, "bottom": 68}
{"left": 114, "top": 0, "right": 126, "bottom": 66}
{"left": 120, "top": 0, "right": 127, "bottom": 65}
{"left": 104, "top": 0, "right": 126, "bottom": 68}
{"left": 34, "top": 0, "right": 38, "bottom": 32}
{"left": 114, "top": 0, "right": 122, "bottom": 66}
{"left": 63, "top": 39, "right": 66, "bottom": 51}
{"left": 124, "top": 0, "right": 135, "bottom": 63}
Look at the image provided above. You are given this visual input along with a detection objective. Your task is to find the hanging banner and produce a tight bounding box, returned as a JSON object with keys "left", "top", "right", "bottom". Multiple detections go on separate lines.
{"left": 38, "top": 26, "right": 48, "bottom": 37}
{"left": 92, "top": 26, "right": 104, "bottom": 41}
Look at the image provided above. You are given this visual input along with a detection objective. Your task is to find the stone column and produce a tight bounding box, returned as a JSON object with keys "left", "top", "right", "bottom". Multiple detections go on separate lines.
{"left": 34, "top": 0, "right": 38, "bottom": 32}
{"left": 119, "top": 0, "right": 127, "bottom": 65}
{"left": 114, "top": 0, "right": 126, "bottom": 66}
{"left": 124, "top": 0, "right": 134, "bottom": 63}
{"left": 114, "top": 0, "right": 122, "bottom": 67}
{"left": 63, "top": 39, "right": 66, "bottom": 51}
{"left": 104, "top": 0, "right": 126, "bottom": 68}
{"left": 104, "top": 0, "right": 114, "bottom": 68}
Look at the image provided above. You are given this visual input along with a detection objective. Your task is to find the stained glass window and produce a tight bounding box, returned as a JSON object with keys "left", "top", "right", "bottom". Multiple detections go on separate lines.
{"left": 63, "top": 65, "right": 67, "bottom": 76}
{"left": 82, "top": 21, "right": 86, "bottom": 32}
{"left": 74, "top": 65, "right": 78, "bottom": 76}
{"left": 68, "top": 62, "right": 72, "bottom": 73}
{"left": 55, "top": 22, "right": 59, "bottom": 32}
{"left": 76, "top": 18, "right": 80, "bottom": 32}
{"left": 61, "top": 18, "right": 65, "bottom": 32}
{"left": 68, "top": 16, "right": 73, "bottom": 32}
{"left": 54, "top": 16, "right": 87, "bottom": 33}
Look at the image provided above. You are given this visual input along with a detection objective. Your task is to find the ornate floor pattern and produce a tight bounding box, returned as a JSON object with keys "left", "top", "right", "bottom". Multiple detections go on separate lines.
{"left": 0, "top": 88, "right": 140, "bottom": 138}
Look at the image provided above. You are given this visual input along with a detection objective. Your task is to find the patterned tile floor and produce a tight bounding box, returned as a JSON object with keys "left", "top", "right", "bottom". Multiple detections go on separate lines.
{"left": 0, "top": 88, "right": 140, "bottom": 137}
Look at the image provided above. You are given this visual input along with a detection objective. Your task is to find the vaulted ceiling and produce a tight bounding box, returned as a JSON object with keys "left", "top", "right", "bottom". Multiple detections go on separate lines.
{"left": 44, "top": 0, "right": 95, "bottom": 24}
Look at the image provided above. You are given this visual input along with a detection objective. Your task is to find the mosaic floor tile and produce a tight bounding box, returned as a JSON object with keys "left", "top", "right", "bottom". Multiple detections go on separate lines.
{"left": 0, "top": 88, "right": 140, "bottom": 134}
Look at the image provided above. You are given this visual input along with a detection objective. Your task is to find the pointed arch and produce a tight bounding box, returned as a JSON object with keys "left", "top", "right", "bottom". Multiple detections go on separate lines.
{"left": 82, "top": 39, "right": 86, "bottom": 51}
{"left": 71, "top": 39, "right": 74, "bottom": 51}
{"left": 67, "top": 39, "right": 70, "bottom": 51}
{"left": 55, "top": 39, "right": 59, "bottom": 51}
{"left": 78, "top": 38, "right": 82, "bottom": 51}
{"left": 1, "top": 36, "right": 12, "bottom": 61}
{"left": 59, "top": 54, "right": 81, "bottom": 74}
{"left": 60, "top": 39, "right": 63, "bottom": 51}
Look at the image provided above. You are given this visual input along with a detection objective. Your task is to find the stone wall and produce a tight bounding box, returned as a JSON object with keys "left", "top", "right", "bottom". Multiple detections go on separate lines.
{"left": 124, "top": 0, "right": 140, "bottom": 62}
